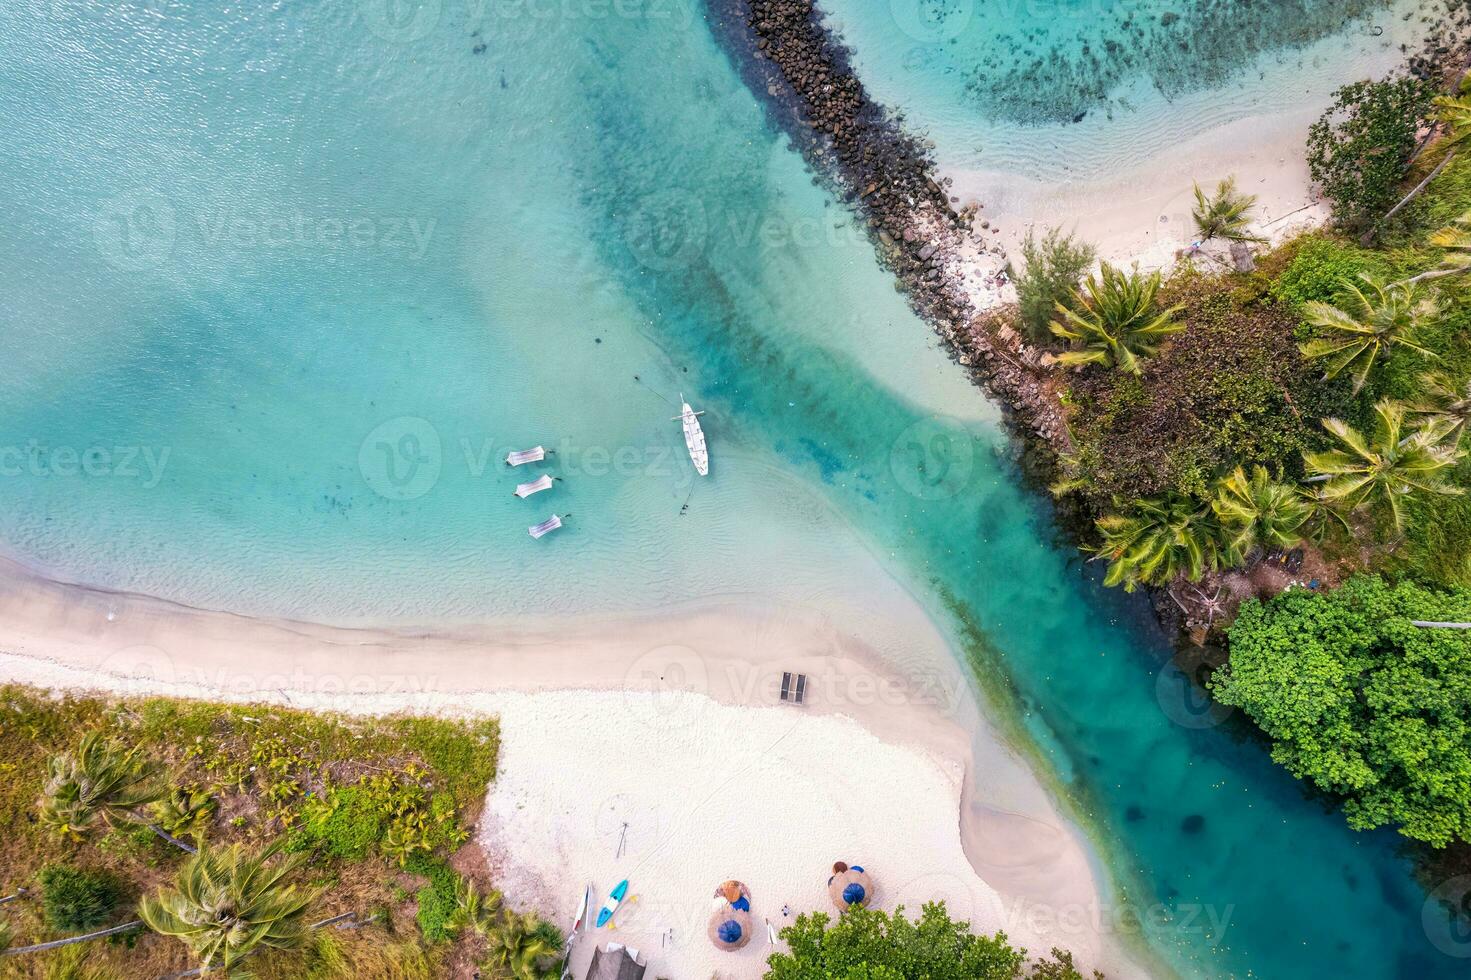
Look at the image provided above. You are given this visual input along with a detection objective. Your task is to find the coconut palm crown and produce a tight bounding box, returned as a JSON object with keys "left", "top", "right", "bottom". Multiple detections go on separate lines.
{"left": 39, "top": 733, "right": 165, "bottom": 840}
{"left": 1407, "top": 370, "right": 1471, "bottom": 443}
{"left": 1191, "top": 176, "right": 1264, "bottom": 243}
{"left": 1303, "top": 399, "right": 1465, "bottom": 532}
{"left": 138, "top": 841, "right": 319, "bottom": 974}
{"left": 1049, "top": 263, "right": 1185, "bottom": 374}
{"left": 1210, "top": 465, "right": 1312, "bottom": 559}
{"left": 1298, "top": 274, "right": 1437, "bottom": 393}
{"left": 1092, "top": 494, "right": 1226, "bottom": 591}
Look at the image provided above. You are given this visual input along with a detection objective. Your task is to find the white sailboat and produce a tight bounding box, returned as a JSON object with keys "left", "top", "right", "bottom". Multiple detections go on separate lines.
{"left": 673, "top": 396, "right": 708, "bottom": 476}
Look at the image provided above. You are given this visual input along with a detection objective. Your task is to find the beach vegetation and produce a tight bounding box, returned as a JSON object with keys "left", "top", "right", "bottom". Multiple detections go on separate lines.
{"left": 481, "top": 909, "right": 563, "bottom": 980}
{"left": 1092, "top": 494, "right": 1227, "bottom": 591}
{"left": 1061, "top": 270, "right": 1323, "bottom": 507}
{"left": 1049, "top": 263, "right": 1184, "bottom": 373}
{"left": 1297, "top": 275, "right": 1438, "bottom": 392}
{"left": 1014, "top": 226, "right": 1096, "bottom": 342}
{"left": 138, "top": 840, "right": 319, "bottom": 973}
{"left": 38, "top": 733, "right": 167, "bottom": 846}
{"left": 764, "top": 902, "right": 1101, "bottom": 979}
{"left": 1303, "top": 399, "right": 1464, "bottom": 534}
{"left": 1191, "top": 176, "right": 1263, "bottom": 243}
{"left": 0, "top": 685, "right": 505, "bottom": 976}
{"left": 1306, "top": 75, "right": 1434, "bottom": 234}
{"left": 36, "top": 867, "right": 124, "bottom": 935}
{"left": 1211, "top": 465, "right": 1312, "bottom": 557}
{"left": 1213, "top": 575, "right": 1471, "bottom": 847}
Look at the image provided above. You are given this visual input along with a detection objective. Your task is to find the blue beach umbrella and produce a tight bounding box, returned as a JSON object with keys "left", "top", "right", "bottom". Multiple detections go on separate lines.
{"left": 708, "top": 907, "right": 755, "bottom": 950}
{"left": 828, "top": 864, "right": 874, "bottom": 910}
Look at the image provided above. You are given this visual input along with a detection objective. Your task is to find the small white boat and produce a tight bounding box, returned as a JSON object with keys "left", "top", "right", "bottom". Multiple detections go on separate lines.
{"left": 514, "top": 474, "right": 555, "bottom": 498}
{"left": 507, "top": 446, "right": 547, "bottom": 467}
{"left": 529, "top": 514, "right": 563, "bottom": 539}
{"left": 672, "top": 396, "right": 708, "bottom": 476}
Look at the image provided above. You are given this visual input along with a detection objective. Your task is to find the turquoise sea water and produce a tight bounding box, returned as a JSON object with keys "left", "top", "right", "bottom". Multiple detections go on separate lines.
{"left": 0, "top": 2, "right": 1464, "bottom": 977}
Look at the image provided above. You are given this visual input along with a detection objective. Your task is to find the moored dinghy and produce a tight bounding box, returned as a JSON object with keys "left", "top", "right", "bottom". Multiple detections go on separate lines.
{"left": 672, "top": 395, "right": 708, "bottom": 476}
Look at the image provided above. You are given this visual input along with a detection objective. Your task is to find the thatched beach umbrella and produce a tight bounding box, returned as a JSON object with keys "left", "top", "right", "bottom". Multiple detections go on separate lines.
{"left": 708, "top": 907, "right": 755, "bottom": 950}
{"left": 827, "top": 861, "right": 873, "bottom": 910}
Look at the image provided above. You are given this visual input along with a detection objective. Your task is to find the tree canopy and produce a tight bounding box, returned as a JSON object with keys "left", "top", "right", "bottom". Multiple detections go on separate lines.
{"left": 763, "top": 903, "right": 1100, "bottom": 980}
{"left": 1212, "top": 575, "right": 1471, "bottom": 846}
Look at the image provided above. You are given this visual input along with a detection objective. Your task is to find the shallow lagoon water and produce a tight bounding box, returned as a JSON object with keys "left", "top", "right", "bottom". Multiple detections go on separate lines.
{"left": 0, "top": 2, "right": 1465, "bottom": 977}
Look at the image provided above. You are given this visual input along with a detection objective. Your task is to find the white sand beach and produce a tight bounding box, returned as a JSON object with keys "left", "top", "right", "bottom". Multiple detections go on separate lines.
{"left": 930, "top": 0, "right": 1435, "bottom": 305}
{"left": 0, "top": 554, "right": 1149, "bottom": 977}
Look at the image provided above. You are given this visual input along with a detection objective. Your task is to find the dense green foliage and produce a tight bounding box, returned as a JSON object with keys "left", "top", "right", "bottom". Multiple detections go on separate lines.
{"left": 1015, "top": 227, "right": 1096, "bottom": 341}
{"left": 1306, "top": 76, "right": 1433, "bottom": 233}
{"left": 1064, "top": 273, "right": 1326, "bottom": 506}
{"left": 37, "top": 866, "right": 124, "bottom": 934}
{"left": 764, "top": 903, "right": 1100, "bottom": 979}
{"left": 1269, "top": 235, "right": 1392, "bottom": 309}
{"left": 294, "top": 774, "right": 466, "bottom": 865}
{"left": 1050, "top": 263, "right": 1183, "bottom": 373}
{"left": 1214, "top": 576, "right": 1471, "bottom": 846}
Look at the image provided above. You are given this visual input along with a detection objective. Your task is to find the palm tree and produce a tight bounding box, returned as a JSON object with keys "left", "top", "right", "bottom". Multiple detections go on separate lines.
{"left": 1368, "top": 94, "right": 1471, "bottom": 241}
{"left": 1406, "top": 370, "right": 1471, "bottom": 443}
{"left": 139, "top": 841, "right": 319, "bottom": 975}
{"left": 1050, "top": 263, "right": 1185, "bottom": 374}
{"left": 40, "top": 733, "right": 195, "bottom": 853}
{"left": 1192, "top": 177, "right": 1264, "bottom": 243}
{"left": 449, "top": 878, "right": 504, "bottom": 938}
{"left": 1303, "top": 399, "right": 1465, "bottom": 532}
{"left": 151, "top": 788, "right": 217, "bottom": 848}
{"left": 1297, "top": 274, "right": 1437, "bottom": 393}
{"left": 1093, "top": 495, "right": 1226, "bottom": 591}
{"left": 484, "top": 911, "right": 563, "bottom": 980}
{"left": 1399, "top": 211, "right": 1471, "bottom": 286}
{"left": 1210, "top": 465, "right": 1312, "bottom": 559}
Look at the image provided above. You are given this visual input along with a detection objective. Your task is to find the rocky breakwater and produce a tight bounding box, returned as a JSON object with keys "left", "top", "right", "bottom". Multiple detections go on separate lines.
{"left": 705, "top": 0, "right": 1072, "bottom": 460}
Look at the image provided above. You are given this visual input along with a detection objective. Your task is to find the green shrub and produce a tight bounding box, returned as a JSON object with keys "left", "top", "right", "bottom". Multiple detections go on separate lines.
{"left": 38, "top": 865, "right": 124, "bottom": 933}
{"left": 299, "top": 785, "right": 384, "bottom": 860}
{"left": 766, "top": 902, "right": 1066, "bottom": 979}
{"left": 1306, "top": 76, "right": 1434, "bottom": 233}
{"left": 1214, "top": 576, "right": 1471, "bottom": 846}
{"left": 1269, "top": 236, "right": 1389, "bottom": 310}
{"left": 1064, "top": 274, "right": 1321, "bottom": 505}
{"left": 404, "top": 855, "right": 458, "bottom": 943}
{"left": 1014, "top": 227, "right": 1096, "bottom": 342}
{"left": 296, "top": 773, "right": 467, "bottom": 865}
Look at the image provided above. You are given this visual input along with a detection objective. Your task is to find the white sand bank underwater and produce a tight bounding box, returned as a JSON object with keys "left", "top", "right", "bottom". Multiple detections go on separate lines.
{"left": 0, "top": 554, "right": 1150, "bottom": 977}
